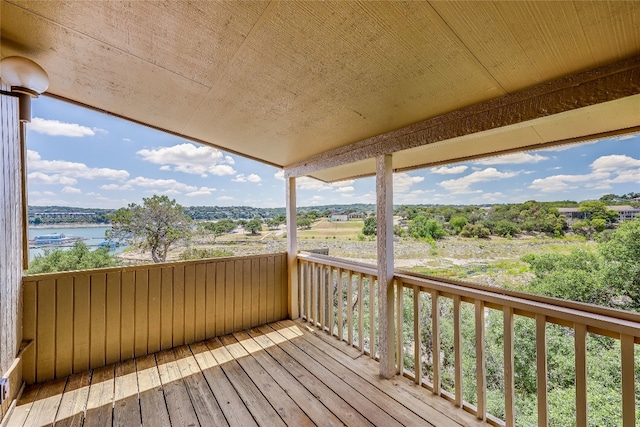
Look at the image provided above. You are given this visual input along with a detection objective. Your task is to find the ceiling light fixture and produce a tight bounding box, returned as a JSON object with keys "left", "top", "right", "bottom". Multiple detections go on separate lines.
{"left": 0, "top": 56, "right": 50, "bottom": 122}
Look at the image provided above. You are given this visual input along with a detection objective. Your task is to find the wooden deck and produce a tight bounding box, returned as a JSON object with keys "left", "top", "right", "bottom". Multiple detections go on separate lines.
{"left": 5, "top": 320, "right": 488, "bottom": 427}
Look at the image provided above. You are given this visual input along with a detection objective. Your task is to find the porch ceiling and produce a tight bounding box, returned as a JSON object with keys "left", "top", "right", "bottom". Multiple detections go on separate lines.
{"left": 1, "top": 1, "right": 639, "bottom": 181}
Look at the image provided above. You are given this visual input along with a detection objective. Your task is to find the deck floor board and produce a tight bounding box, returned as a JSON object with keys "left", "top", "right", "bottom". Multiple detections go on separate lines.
{"left": 6, "top": 320, "right": 488, "bottom": 427}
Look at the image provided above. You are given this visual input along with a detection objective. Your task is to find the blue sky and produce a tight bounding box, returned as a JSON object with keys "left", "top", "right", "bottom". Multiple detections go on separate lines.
{"left": 27, "top": 96, "right": 639, "bottom": 209}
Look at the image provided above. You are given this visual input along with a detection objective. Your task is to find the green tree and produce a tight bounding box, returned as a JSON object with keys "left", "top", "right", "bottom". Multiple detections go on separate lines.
{"left": 107, "top": 195, "right": 192, "bottom": 263}
{"left": 245, "top": 217, "right": 263, "bottom": 235}
{"left": 408, "top": 215, "right": 446, "bottom": 240}
{"left": 578, "top": 200, "right": 618, "bottom": 223}
{"left": 494, "top": 219, "right": 520, "bottom": 237}
{"left": 202, "top": 219, "right": 236, "bottom": 241}
{"left": 28, "top": 242, "right": 119, "bottom": 274}
{"left": 600, "top": 220, "right": 640, "bottom": 309}
{"left": 449, "top": 216, "right": 467, "bottom": 234}
{"left": 362, "top": 216, "right": 377, "bottom": 236}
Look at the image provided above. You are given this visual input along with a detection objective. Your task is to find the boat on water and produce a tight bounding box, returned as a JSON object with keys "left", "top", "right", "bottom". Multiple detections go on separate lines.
{"left": 30, "top": 233, "right": 83, "bottom": 246}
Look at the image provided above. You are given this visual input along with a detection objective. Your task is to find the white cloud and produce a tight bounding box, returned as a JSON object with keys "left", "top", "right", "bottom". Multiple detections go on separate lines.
{"left": 29, "top": 117, "right": 106, "bottom": 137}
{"left": 393, "top": 173, "right": 424, "bottom": 193}
{"left": 100, "top": 183, "right": 133, "bottom": 191}
{"left": 217, "top": 196, "right": 235, "bottom": 201}
{"left": 431, "top": 165, "right": 468, "bottom": 175}
{"left": 61, "top": 186, "right": 81, "bottom": 194}
{"left": 28, "top": 171, "right": 78, "bottom": 185}
{"left": 224, "top": 156, "right": 235, "bottom": 165}
{"left": 612, "top": 133, "right": 638, "bottom": 141}
{"left": 127, "top": 176, "right": 199, "bottom": 193}
{"left": 234, "top": 173, "right": 262, "bottom": 183}
{"left": 137, "top": 143, "right": 236, "bottom": 177}
{"left": 122, "top": 138, "right": 132, "bottom": 142}
{"left": 27, "top": 150, "right": 129, "bottom": 180}
{"left": 274, "top": 170, "right": 285, "bottom": 180}
{"left": 438, "top": 168, "right": 518, "bottom": 194}
{"left": 474, "top": 153, "right": 548, "bottom": 165}
{"left": 186, "top": 187, "right": 217, "bottom": 197}
{"left": 528, "top": 154, "right": 640, "bottom": 193}
{"left": 336, "top": 186, "right": 355, "bottom": 193}
{"left": 590, "top": 154, "right": 640, "bottom": 172}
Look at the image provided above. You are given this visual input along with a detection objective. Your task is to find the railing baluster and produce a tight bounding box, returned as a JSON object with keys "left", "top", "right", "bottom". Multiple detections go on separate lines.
{"left": 396, "top": 280, "right": 403, "bottom": 375}
{"left": 337, "top": 268, "right": 344, "bottom": 341}
{"left": 358, "top": 273, "right": 364, "bottom": 353}
{"left": 453, "top": 295, "right": 463, "bottom": 408}
{"left": 328, "top": 267, "right": 335, "bottom": 336}
{"left": 312, "top": 262, "right": 319, "bottom": 327}
{"left": 536, "top": 314, "right": 548, "bottom": 427}
{"left": 621, "top": 333, "right": 636, "bottom": 427}
{"left": 413, "top": 285, "right": 421, "bottom": 385}
{"left": 504, "top": 306, "right": 515, "bottom": 427}
{"left": 320, "top": 266, "right": 326, "bottom": 332}
{"left": 369, "top": 275, "right": 376, "bottom": 358}
{"left": 347, "top": 270, "right": 354, "bottom": 346}
{"left": 432, "top": 290, "right": 440, "bottom": 395}
{"left": 575, "top": 323, "right": 588, "bottom": 427}
{"left": 475, "top": 300, "right": 486, "bottom": 420}
{"left": 305, "top": 263, "right": 313, "bottom": 322}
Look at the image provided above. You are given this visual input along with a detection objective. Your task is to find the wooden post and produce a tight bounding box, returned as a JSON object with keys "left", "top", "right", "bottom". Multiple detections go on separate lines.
{"left": 286, "top": 176, "right": 299, "bottom": 319}
{"left": 376, "top": 154, "right": 395, "bottom": 379}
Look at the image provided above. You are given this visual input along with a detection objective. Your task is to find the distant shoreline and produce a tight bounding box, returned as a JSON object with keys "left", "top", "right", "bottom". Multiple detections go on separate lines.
{"left": 29, "top": 223, "right": 111, "bottom": 229}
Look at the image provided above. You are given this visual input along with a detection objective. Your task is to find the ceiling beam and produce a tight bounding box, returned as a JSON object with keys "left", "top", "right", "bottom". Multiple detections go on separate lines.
{"left": 285, "top": 55, "right": 640, "bottom": 178}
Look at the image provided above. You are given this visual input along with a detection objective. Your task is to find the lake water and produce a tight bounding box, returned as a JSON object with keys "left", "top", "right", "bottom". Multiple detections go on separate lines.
{"left": 28, "top": 226, "right": 128, "bottom": 260}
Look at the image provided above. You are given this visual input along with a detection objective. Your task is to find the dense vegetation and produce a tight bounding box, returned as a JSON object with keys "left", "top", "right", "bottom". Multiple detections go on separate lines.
{"left": 28, "top": 241, "right": 118, "bottom": 274}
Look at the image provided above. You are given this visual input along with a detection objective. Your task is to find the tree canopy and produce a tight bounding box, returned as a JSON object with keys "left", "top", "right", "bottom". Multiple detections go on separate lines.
{"left": 107, "top": 195, "right": 192, "bottom": 263}
{"left": 28, "top": 241, "right": 118, "bottom": 274}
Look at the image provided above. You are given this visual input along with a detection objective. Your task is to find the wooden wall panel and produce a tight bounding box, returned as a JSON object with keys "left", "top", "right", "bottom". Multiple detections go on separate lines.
{"left": 0, "top": 83, "right": 23, "bottom": 417}
{"left": 21, "top": 253, "right": 287, "bottom": 383}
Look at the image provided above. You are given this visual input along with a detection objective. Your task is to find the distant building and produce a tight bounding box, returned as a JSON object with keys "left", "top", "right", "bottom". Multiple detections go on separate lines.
{"left": 33, "top": 212, "right": 96, "bottom": 219}
{"left": 330, "top": 214, "right": 348, "bottom": 222}
{"left": 557, "top": 206, "right": 640, "bottom": 222}
{"left": 348, "top": 212, "right": 366, "bottom": 220}
{"left": 607, "top": 205, "right": 640, "bottom": 222}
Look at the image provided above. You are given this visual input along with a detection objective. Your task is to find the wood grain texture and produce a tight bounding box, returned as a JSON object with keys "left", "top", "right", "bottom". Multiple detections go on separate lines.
{"left": 21, "top": 254, "right": 287, "bottom": 383}
{"left": 0, "top": 84, "right": 22, "bottom": 416}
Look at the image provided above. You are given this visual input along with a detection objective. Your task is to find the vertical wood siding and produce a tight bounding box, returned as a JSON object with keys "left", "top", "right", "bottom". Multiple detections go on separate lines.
{"left": 0, "top": 84, "right": 22, "bottom": 418}
{"left": 22, "top": 253, "right": 288, "bottom": 384}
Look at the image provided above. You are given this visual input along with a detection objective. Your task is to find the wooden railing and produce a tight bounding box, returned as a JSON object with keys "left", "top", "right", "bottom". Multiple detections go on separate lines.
{"left": 297, "top": 252, "right": 640, "bottom": 427}
{"left": 22, "top": 253, "right": 287, "bottom": 384}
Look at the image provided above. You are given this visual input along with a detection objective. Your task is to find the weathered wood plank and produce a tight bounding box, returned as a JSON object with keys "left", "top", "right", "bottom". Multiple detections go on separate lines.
{"left": 172, "top": 265, "right": 185, "bottom": 346}
{"left": 113, "top": 358, "right": 141, "bottom": 427}
{"left": 136, "top": 355, "right": 171, "bottom": 427}
{"left": 56, "top": 276, "right": 74, "bottom": 378}
{"left": 173, "top": 345, "right": 228, "bottom": 426}
{"left": 160, "top": 267, "right": 173, "bottom": 350}
{"left": 234, "top": 260, "right": 243, "bottom": 331}
{"left": 106, "top": 271, "right": 122, "bottom": 365}
{"left": 220, "top": 334, "right": 314, "bottom": 427}
{"left": 36, "top": 279, "right": 56, "bottom": 383}
{"left": 183, "top": 264, "right": 196, "bottom": 344}
{"left": 73, "top": 275, "right": 91, "bottom": 374}
{"left": 234, "top": 330, "right": 343, "bottom": 427}
{"left": 194, "top": 263, "right": 207, "bottom": 342}
{"left": 147, "top": 267, "right": 162, "bottom": 354}
{"left": 120, "top": 271, "right": 135, "bottom": 361}
{"left": 262, "top": 323, "right": 404, "bottom": 427}
{"left": 155, "top": 349, "right": 200, "bottom": 427}
{"left": 84, "top": 365, "right": 115, "bottom": 427}
{"left": 225, "top": 260, "right": 235, "bottom": 335}
{"left": 247, "top": 327, "right": 373, "bottom": 427}
{"left": 189, "top": 341, "right": 257, "bottom": 427}
{"left": 22, "top": 377, "right": 67, "bottom": 427}
{"left": 54, "top": 370, "right": 92, "bottom": 427}
{"left": 205, "top": 263, "right": 217, "bottom": 338}
{"left": 134, "top": 269, "right": 149, "bottom": 357}
{"left": 272, "top": 322, "right": 429, "bottom": 427}
{"left": 5, "top": 384, "right": 40, "bottom": 427}
{"left": 206, "top": 337, "right": 286, "bottom": 427}
{"left": 89, "top": 273, "right": 107, "bottom": 370}
{"left": 215, "top": 261, "right": 226, "bottom": 337}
